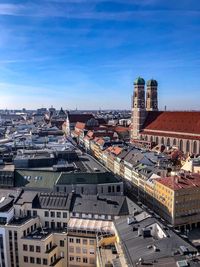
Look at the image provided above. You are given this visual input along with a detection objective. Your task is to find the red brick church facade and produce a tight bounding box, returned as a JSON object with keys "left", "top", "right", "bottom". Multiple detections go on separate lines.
{"left": 131, "top": 77, "right": 200, "bottom": 155}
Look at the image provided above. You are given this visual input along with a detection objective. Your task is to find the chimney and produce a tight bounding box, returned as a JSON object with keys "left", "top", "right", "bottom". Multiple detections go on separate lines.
{"left": 175, "top": 176, "right": 179, "bottom": 184}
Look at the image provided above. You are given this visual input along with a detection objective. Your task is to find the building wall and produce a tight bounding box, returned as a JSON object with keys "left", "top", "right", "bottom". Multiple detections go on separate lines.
{"left": 0, "top": 227, "right": 7, "bottom": 267}
{"left": 67, "top": 234, "right": 96, "bottom": 267}
{"left": 5, "top": 217, "right": 40, "bottom": 267}
{"left": 19, "top": 232, "right": 67, "bottom": 267}
{"left": 140, "top": 134, "right": 200, "bottom": 155}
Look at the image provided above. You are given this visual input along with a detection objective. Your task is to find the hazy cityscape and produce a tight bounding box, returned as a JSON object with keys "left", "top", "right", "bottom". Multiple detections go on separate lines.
{"left": 0, "top": 1, "right": 200, "bottom": 267}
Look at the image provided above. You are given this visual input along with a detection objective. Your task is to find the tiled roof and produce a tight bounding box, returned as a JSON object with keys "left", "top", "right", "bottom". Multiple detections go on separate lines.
{"left": 156, "top": 173, "right": 200, "bottom": 190}
{"left": 114, "top": 126, "right": 130, "bottom": 132}
{"left": 75, "top": 122, "right": 86, "bottom": 130}
{"left": 143, "top": 111, "right": 200, "bottom": 135}
{"left": 105, "top": 146, "right": 123, "bottom": 156}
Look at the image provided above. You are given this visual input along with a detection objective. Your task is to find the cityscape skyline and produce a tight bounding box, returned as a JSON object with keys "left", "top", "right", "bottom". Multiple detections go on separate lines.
{"left": 0, "top": 0, "right": 199, "bottom": 110}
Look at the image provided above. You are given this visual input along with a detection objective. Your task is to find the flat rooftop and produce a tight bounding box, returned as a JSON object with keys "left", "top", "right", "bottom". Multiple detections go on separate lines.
{"left": 14, "top": 153, "right": 119, "bottom": 189}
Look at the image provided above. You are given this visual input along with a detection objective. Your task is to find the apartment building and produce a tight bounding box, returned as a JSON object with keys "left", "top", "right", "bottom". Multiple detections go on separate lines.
{"left": 19, "top": 229, "right": 67, "bottom": 267}
{"left": 67, "top": 218, "right": 114, "bottom": 267}
{"left": 154, "top": 173, "right": 200, "bottom": 229}
{"left": 14, "top": 191, "right": 70, "bottom": 229}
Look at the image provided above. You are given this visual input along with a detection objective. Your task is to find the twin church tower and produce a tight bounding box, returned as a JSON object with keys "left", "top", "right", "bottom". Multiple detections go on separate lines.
{"left": 131, "top": 77, "right": 158, "bottom": 140}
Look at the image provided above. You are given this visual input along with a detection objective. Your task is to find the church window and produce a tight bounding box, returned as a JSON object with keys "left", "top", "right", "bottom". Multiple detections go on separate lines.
{"left": 186, "top": 140, "right": 190, "bottom": 153}
{"left": 193, "top": 141, "right": 197, "bottom": 154}
{"left": 179, "top": 140, "right": 183, "bottom": 151}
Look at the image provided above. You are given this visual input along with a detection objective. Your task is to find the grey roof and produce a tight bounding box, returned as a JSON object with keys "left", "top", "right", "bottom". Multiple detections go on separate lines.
{"left": 0, "top": 189, "right": 21, "bottom": 212}
{"left": 33, "top": 192, "right": 72, "bottom": 210}
{"left": 114, "top": 216, "right": 197, "bottom": 267}
{"left": 15, "top": 190, "right": 72, "bottom": 210}
{"left": 14, "top": 190, "right": 38, "bottom": 205}
{"left": 57, "top": 171, "right": 118, "bottom": 185}
{"left": 15, "top": 170, "right": 60, "bottom": 189}
{"left": 71, "top": 194, "right": 132, "bottom": 216}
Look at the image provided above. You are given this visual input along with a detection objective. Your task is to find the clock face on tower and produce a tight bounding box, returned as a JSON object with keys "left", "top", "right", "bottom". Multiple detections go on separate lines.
{"left": 141, "top": 101, "right": 145, "bottom": 108}
{"left": 154, "top": 103, "right": 157, "bottom": 108}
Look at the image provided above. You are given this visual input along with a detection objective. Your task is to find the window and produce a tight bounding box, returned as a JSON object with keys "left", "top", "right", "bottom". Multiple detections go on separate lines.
{"left": 27, "top": 210, "right": 31, "bottom": 217}
{"left": 69, "top": 238, "right": 74, "bottom": 243}
{"left": 63, "top": 212, "right": 67, "bottom": 218}
{"left": 50, "top": 211, "right": 55, "bottom": 218}
{"left": 14, "top": 231, "right": 17, "bottom": 240}
{"left": 43, "top": 259, "right": 48, "bottom": 265}
{"left": 57, "top": 222, "right": 61, "bottom": 228}
{"left": 76, "top": 238, "right": 81, "bottom": 244}
{"left": 44, "top": 211, "right": 49, "bottom": 217}
{"left": 23, "top": 244, "right": 28, "bottom": 251}
{"left": 57, "top": 212, "right": 61, "bottom": 218}
{"left": 60, "top": 240, "right": 64, "bottom": 247}
{"left": 29, "top": 245, "right": 34, "bottom": 252}
{"left": 70, "top": 256, "right": 74, "bottom": 261}
{"left": 9, "top": 231, "right": 12, "bottom": 239}
{"left": 89, "top": 248, "right": 95, "bottom": 254}
{"left": 108, "top": 186, "right": 111, "bottom": 193}
{"left": 36, "top": 246, "right": 40, "bottom": 253}
{"left": 83, "top": 257, "right": 88, "bottom": 263}
{"left": 76, "top": 247, "right": 81, "bottom": 253}
{"left": 23, "top": 230, "right": 26, "bottom": 237}
{"left": 23, "top": 256, "right": 28, "bottom": 263}
{"left": 83, "top": 239, "right": 87, "bottom": 245}
{"left": 82, "top": 247, "right": 87, "bottom": 254}
{"left": 76, "top": 257, "right": 81, "bottom": 262}
{"left": 63, "top": 222, "right": 67, "bottom": 228}
{"left": 33, "top": 210, "right": 37, "bottom": 217}
{"left": 30, "top": 257, "right": 35, "bottom": 264}
{"left": 69, "top": 246, "right": 74, "bottom": 253}
{"left": 89, "top": 239, "right": 95, "bottom": 245}
{"left": 117, "top": 185, "right": 120, "bottom": 192}
{"left": 89, "top": 258, "right": 95, "bottom": 264}
{"left": 45, "top": 221, "right": 49, "bottom": 228}
{"left": 36, "top": 258, "right": 41, "bottom": 264}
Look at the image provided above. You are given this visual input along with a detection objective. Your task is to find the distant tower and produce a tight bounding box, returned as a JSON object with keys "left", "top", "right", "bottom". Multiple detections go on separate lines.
{"left": 131, "top": 77, "right": 146, "bottom": 140}
{"left": 146, "top": 79, "right": 158, "bottom": 111}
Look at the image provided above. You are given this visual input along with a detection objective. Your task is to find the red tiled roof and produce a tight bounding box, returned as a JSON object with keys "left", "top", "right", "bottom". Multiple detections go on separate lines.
{"left": 114, "top": 126, "right": 130, "bottom": 132}
{"left": 75, "top": 122, "right": 86, "bottom": 130}
{"left": 105, "top": 146, "right": 122, "bottom": 156}
{"left": 143, "top": 111, "right": 200, "bottom": 135}
{"left": 156, "top": 173, "right": 200, "bottom": 190}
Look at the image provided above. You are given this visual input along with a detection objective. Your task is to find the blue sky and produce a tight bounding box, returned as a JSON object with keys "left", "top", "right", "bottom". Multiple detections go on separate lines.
{"left": 0, "top": 0, "right": 199, "bottom": 110}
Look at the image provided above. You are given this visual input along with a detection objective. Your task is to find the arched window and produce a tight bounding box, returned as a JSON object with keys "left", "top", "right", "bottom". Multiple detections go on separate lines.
{"left": 186, "top": 140, "right": 190, "bottom": 153}
{"left": 145, "top": 135, "right": 148, "bottom": 141}
{"left": 167, "top": 138, "right": 170, "bottom": 147}
{"left": 173, "top": 139, "right": 176, "bottom": 146}
{"left": 156, "top": 137, "right": 159, "bottom": 144}
{"left": 179, "top": 140, "right": 183, "bottom": 151}
{"left": 161, "top": 137, "right": 164, "bottom": 144}
{"left": 150, "top": 136, "right": 153, "bottom": 142}
{"left": 193, "top": 141, "right": 197, "bottom": 154}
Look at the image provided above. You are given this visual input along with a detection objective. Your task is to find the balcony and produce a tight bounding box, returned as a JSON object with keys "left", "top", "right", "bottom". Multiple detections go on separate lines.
{"left": 45, "top": 244, "right": 57, "bottom": 254}
{"left": 50, "top": 257, "right": 62, "bottom": 266}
